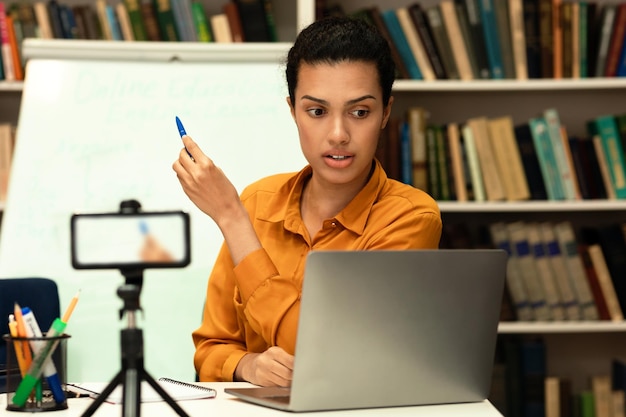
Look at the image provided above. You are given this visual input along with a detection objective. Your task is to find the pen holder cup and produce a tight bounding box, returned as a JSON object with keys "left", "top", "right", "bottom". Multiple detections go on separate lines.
{"left": 2, "top": 333, "right": 70, "bottom": 412}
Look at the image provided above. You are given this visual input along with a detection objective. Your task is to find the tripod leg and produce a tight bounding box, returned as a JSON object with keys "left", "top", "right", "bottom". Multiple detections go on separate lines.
{"left": 80, "top": 371, "right": 124, "bottom": 417}
{"left": 142, "top": 370, "right": 190, "bottom": 417}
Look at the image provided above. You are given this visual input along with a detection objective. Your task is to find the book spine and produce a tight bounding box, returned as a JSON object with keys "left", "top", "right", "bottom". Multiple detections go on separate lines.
{"left": 590, "top": 225, "right": 626, "bottom": 314}
{"left": 554, "top": 221, "right": 599, "bottom": 320}
{"left": 477, "top": 0, "right": 504, "bottom": 79}
{"left": 467, "top": 117, "right": 506, "bottom": 201}
{"left": 263, "top": 0, "right": 277, "bottom": 42}
{"left": 399, "top": 121, "right": 413, "bottom": 186}
{"left": 115, "top": 3, "right": 134, "bottom": 40}
{"left": 514, "top": 123, "right": 548, "bottom": 200}
{"left": 594, "top": 5, "right": 616, "bottom": 77}
{"left": 453, "top": 1, "right": 481, "bottom": 79}
{"left": 487, "top": 116, "right": 530, "bottom": 201}
{"left": 210, "top": 13, "right": 232, "bottom": 43}
{"left": 540, "top": 222, "right": 581, "bottom": 320}
{"left": 46, "top": 0, "right": 65, "bottom": 38}
{"left": 123, "top": 0, "right": 147, "bottom": 40}
{"left": 579, "top": 2, "right": 588, "bottom": 78}
{"left": 190, "top": 2, "right": 211, "bottom": 42}
{"left": 33, "top": 1, "right": 54, "bottom": 39}
{"left": 439, "top": 0, "right": 473, "bottom": 80}
{"left": 447, "top": 122, "right": 467, "bottom": 202}
{"left": 493, "top": 0, "right": 515, "bottom": 78}
{"left": 543, "top": 108, "right": 578, "bottom": 200}
{"left": 435, "top": 124, "right": 451, "bottom": 200}
{"left": 234, "top": 0, "right": 270, "bottom": 42}
{"left": 570, "top": 2, "right": 580, "bottom": 79}
{"left": 526, "top": 222, "right": 566, "bottom": 320}
{"left": 361, "top": 6, "right": 410, "bottom": 79}
{"left": 381, "top": 9, "right": 422, "bottom": 80}
{"left": 406, "top": 107, "right": 429, "bottom": 191}
{"left": 408, "top": 4, "right": 447, "bottom": 79}
{"left": 523, "top": 0, "right": 542, "bottom": 78}
{"left": 588, "top": 115, "right": 626, "bottom": 199}
{"left": 508, "top": 0, "right": 528, "bottom": 80}
{"left": 459, "top": 0, "right": 490, "bottom": 78}
{"left": 223, "top": 1, "right": 245, "bottom": 42}
{"left": 585, "top": 244, "right": 623, "bottom": 321}
{"left": 508, "top": 221, "right": 552, "bottom": 320}
{"left": 461, "top": 124, "right": 486, "bottom": 201}
{"left": 603, "top": 4, "right": 626, "bottom": 77}
{"left": 552, "top": 0, "right": 563, "bottom": 79}
{"left": 529, "top": 117, "right": 566, "bottom": 200}
{"left": 105, "top": 4, "right": 122, "bottom": 40}
{"left": 58, "top": 4, "right": 78, "bottom": 39}
{"left": 489, "top": 222, "right": 533, "bottom": 321}
{"left": 153, "top": 0, "right": 179, "bottom": 41}
{"left": 425, "top": 5, "right": 459, "bottom": 79}
{"left": 538, "top": 0, "right": 553, "bottom": 78}
{"left": 592, "top": 134, "right": 617, "bottom": 199}
{"left": 0, "top": 1, "right": 15, "bottom": 81}
{"left": 426, "top": 125, "right": 441, "bottom": 200}
{"left": 396, "top": 7, "right": 436, "bottom": 81}
{"left": 5, "top": 15, "right": 23, "bottom": 79}
{"left": 561, "top": 2, "right": 573, "bottom": 78}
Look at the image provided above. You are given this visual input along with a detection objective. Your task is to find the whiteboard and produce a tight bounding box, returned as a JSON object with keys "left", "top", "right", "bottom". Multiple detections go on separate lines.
{"left": 0, "top": 41, "right": 305, "bottom": 382}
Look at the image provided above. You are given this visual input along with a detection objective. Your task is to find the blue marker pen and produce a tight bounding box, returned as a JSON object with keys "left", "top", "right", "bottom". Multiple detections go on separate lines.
{"left": 139, "top": 220, "right": 149, "bottom": 235}
{"left": 175, "top": 116, "right": 194, "bottom": 159}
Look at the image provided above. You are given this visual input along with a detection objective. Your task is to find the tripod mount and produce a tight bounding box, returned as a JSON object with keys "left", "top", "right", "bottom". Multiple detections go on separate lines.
{"left": 80, "top": 201, "right": 190, "bottom": 417}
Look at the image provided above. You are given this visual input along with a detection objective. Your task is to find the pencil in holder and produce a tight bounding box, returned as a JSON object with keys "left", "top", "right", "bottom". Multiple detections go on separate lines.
{"left": 2, "top": 333, "right": 70, "bottom": 412}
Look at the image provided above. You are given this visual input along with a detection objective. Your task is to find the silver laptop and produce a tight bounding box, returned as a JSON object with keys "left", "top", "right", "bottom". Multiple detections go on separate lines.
{"left": 225, "top": 249, "right": 507, "bottom": 412}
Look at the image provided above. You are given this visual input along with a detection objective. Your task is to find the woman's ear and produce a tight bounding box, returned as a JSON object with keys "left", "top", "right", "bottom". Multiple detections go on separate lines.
{"left": 286, "top": 96, "right": 296, "bottom": 121}
{"left": 381, "top": 96, "right": 394, "bottom": 129}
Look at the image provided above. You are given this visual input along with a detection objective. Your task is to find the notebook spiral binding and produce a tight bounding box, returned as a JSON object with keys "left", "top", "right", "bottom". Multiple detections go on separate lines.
{"left": 157, "top": 377, "right": 216, "bottom": 393}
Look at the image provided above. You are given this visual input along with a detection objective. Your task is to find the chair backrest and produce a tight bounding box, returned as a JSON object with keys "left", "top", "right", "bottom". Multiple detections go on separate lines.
{"left": 0, "top": 277, "right": 61, "bottom": 392}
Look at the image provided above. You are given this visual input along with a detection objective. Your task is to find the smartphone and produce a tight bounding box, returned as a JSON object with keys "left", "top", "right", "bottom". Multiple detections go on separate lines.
{"left": 70, "top": 211, "right": 191, "bottom": 270}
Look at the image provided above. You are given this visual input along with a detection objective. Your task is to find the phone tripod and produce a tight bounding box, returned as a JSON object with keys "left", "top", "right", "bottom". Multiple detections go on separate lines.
{"left": 80, "top": 270, "right": 190, "bottom": 417}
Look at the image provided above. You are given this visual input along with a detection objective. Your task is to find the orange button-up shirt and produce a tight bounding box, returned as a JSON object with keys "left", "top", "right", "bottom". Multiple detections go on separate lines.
{"left": 192, "top": 160, "right": 442, "bottom": 381}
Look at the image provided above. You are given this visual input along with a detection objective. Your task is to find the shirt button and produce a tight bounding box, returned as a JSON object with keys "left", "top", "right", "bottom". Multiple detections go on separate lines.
{"left": 331, "top": 222, "right": 336, "bottom": 227}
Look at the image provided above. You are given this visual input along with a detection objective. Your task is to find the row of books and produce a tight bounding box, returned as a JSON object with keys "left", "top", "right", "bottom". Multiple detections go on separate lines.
{"left": 0, "top": 0, "right": 277, "bottom": 81}
{"left": 378, "top": 107, "right": 626, "bottom": 202}
{"left": 332, "top": 1, "right": 626, "bottom": 80}
{"left": 441, "top": 220, "right": 626, "bottom": 323}
{"left": 0, "top": 122, "right": 15, "bottom": 204}
{"left": 490, "top": 336, "right": 626, "bottom": 417}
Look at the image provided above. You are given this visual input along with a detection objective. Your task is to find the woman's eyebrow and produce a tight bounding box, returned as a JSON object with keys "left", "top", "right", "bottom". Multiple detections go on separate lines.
{"left": 300, "top": 95, "right": 327, "bottom": 105}
{"left": 300, "top": 94, "right": 377, "bottom": 105}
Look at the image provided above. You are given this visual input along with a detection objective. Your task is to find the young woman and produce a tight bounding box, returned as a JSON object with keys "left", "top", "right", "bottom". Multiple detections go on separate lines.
{"left": 172, "top": 16, "right": 442, "bottom": 387}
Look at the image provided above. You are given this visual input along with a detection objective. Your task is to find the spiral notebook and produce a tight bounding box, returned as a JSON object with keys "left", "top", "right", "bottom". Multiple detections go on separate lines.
{"left": 67, "top": 378, "right": 216, "bottom": 403}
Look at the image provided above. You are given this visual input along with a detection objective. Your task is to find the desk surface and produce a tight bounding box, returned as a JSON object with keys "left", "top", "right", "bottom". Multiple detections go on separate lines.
{"left": 0, "top": 382, "right": 503, "bottom": 416}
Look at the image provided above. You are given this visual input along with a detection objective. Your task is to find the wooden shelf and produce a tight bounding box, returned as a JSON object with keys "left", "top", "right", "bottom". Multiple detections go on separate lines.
{"left": 438, "top": 200, "right": 626, "bottom": 213}
{"left": 498, "top": 321, "right": 626, "bottom": 334}
{"left": 393, "top": 77, "right": 626, "bottom": 92}
{"left": 0, "top": 81, "right": 24, "bottom": 92}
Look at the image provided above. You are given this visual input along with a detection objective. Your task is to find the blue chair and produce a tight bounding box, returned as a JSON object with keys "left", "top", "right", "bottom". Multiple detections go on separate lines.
{"left": 0, "top": 278, "right": 61, "bottom": 393}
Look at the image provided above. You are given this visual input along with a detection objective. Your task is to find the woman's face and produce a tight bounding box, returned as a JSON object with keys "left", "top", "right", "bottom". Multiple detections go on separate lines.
{"left": 288, "top": 60, "right": 393, "bottom": 190}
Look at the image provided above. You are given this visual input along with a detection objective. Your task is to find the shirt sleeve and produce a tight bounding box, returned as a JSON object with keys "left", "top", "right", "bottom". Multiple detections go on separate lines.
{"left": 192, "top": 243, "right": 301, "bottom": 382}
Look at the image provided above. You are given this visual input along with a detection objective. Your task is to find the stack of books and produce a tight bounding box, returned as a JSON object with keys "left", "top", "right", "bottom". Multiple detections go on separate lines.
{"left": 321, "top": 1, "right": 626, "bottom": 80}
{"left": 378, "top": 107, "right": 626, "bottom": 204}
{"left": 441, "top": 218, "right": 626, "bottom": 325}
{"left": 0, "top": 0, "right": 278, "bottom": 81}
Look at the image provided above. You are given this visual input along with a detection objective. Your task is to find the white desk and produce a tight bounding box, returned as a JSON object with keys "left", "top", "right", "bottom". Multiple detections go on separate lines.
{"left": 0, "top": 383, "right": 503, "bottom": 416}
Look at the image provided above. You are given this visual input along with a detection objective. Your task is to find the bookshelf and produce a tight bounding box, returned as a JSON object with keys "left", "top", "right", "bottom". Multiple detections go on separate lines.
{"left": 1, "top": 0, "right": 626, "bottom": 412}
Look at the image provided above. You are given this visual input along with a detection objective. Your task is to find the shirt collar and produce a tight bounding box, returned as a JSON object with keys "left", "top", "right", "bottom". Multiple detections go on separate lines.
{"left": 257, "top": 160, "right": 387, "bottom": 236}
